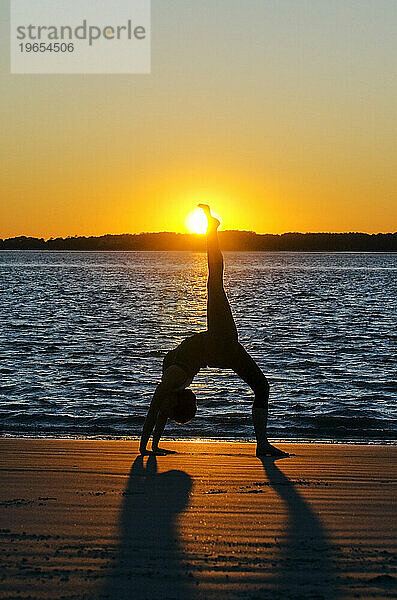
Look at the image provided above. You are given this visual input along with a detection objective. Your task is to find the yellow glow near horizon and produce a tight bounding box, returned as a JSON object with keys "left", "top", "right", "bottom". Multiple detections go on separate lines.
{"left": 185, "top": 208, "right": 208, "bottom": 234}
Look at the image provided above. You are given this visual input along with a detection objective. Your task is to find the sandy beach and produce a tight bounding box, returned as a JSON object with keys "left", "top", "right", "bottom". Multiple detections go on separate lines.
{"left": 0, "top": 439, "right": 395, "bottom": 599}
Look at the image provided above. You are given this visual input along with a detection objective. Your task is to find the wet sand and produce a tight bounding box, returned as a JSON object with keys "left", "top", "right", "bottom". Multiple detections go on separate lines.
{"left": 0, "top": 439, "right": 396, "bottom": 599}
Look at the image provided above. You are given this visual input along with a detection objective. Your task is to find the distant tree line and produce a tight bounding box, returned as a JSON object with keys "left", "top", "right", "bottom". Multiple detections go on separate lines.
{"left": 0, "top": 231, "right": 396, "bottom": 251}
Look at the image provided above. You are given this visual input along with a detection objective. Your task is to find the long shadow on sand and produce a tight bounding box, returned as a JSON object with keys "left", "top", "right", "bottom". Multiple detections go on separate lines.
{"left": 259, "top": 457, "right": 339, "bottom": 599}
{"left": 101, "top": 455, "right": 193, "bottom": 600}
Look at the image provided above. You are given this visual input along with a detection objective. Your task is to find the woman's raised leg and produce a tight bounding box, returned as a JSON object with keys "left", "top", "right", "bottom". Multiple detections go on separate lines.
{"left": 198, "top": 204, "right": 237, "bottom": 341}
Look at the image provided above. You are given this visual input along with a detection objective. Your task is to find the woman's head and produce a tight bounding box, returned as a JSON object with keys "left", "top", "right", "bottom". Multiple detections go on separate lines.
{"left": 168, "top": 389, "right": 197, "bottom": 424}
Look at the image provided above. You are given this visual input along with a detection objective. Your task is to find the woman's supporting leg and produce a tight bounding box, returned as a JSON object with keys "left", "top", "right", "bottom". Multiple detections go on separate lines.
{"left": 199, "top": 204, "right": 237, "bottom": 341}
{"left": 230, "top": 344, "right": 289, "bottom": 457}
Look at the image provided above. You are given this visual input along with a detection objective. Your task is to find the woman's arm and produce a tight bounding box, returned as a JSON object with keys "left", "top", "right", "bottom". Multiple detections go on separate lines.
{"left": 139, "top": 364, "right": 190, "bottom": 454}
{"left": 151, "top": 410, "right": 168, "bottom": 451}
{"left": 139, "top": 383, "right": 167, "bottom": 454}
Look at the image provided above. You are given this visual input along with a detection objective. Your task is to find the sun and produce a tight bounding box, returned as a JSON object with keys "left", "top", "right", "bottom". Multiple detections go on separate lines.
{"left": 185, "top": 208, "right": 208, "bottom": 234}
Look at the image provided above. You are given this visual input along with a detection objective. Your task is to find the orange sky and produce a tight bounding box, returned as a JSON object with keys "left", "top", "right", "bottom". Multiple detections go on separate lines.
{"left": 1, "top": 1, "right": 396, "bottom": 238}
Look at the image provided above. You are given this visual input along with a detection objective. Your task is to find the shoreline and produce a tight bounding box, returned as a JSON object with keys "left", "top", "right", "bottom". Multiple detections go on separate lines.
{"left": 1, "top": 438, "right": 396, "bottom": 599}
{"left": 2, "top": 249, "right": 397, "bottom": 252}
{"left": 1, "top": 434, "right": 396, "bottom": 445}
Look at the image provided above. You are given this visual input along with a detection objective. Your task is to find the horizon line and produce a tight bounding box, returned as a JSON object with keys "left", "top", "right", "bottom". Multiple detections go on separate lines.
{"left": 2, "top": 229, "right": 397, "bottom": 241}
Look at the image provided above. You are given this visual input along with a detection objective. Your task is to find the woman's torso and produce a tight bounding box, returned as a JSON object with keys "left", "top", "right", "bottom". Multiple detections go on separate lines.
{"left": 163, "top": 331, "right": 240, "bottom": 378}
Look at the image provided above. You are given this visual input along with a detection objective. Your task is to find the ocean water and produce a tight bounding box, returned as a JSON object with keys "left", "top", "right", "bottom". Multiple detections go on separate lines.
{"left": 0, "top": 250, "right": 396, "bottom": 442}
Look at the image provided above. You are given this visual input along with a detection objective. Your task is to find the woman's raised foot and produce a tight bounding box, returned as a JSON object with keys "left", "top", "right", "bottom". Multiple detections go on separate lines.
{"left": 198, "top": 204, "right": 220, "bottom": 230}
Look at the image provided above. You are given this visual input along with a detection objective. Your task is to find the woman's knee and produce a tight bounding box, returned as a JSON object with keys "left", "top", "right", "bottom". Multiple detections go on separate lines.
{"left": 252, "top": 376, "right": 269, "bottom": 408}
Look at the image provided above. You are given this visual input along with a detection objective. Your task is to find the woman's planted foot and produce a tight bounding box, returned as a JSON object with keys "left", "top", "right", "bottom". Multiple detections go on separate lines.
{"left": 198, "top": 204, "right": 220, "bottom": 230}
{"left": 256, "top": 442, "right": 290, "bottom": 458}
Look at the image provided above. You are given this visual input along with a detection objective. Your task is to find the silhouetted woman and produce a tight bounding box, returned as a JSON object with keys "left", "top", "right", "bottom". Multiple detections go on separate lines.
{"left": 140, "top": 204, "right": 288, "bottom": 457}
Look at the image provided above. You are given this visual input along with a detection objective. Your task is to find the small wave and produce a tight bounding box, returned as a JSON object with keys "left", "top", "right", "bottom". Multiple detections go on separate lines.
{"left": 290, "top": 403, "right": 310, "bottom": 412}
{"left": 40, "top": 344, "right": 60, "bottom": 354}
{"left": 140, "top": 349, "right": 164, "bottom": 358}
{"left": 121, "top": 348, "right": 134, "bottom": 356}
{"left": 290, "top": 360, "right": 319, "bottom": 369}
{"left": 199, "top": 399, "right": 231, "bottom": 408}
{"left": 0, "top": 384, "right": 16, "bottom": 392}
{"left": 298, "top": 414, "right": 396, "bottom": 431}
